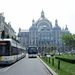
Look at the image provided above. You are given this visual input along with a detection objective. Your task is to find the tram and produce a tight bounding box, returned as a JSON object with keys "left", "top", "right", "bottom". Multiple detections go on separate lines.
{"left": 0, "top": 39, "right": 26, "bottom": 65}
{"left": 28, "top": 46, "right": 38, "bottom": 58}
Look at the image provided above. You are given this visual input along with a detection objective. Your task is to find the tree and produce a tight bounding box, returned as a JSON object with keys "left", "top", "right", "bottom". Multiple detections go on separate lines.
{"left": 12, "top": 36, "right": 20, "bottom": 43}
{"left": 6, "top": 34, "right": 10, "bottom": 38}
{"left": 61, "top": 34, "right": 75, "bottom": 53}
{"left": 71, "top": 34, "right": 75, "bottom": 48}
{"left": 12, "top": 36, "right": 14, "bottom": 39}
{"left": 1, "top": 30, "right": 5, "bottom": 39}
{"left": 53, "top": 45, "right": 57, "bottom": 53}
{"left": 16, "top": 40, "right": 20, "bottom": 43}
{"left": 46, "top": 46, "right": 50, "bottom": 53}
{"left": 61, "top": 34, "right": 73, "bottom": 47}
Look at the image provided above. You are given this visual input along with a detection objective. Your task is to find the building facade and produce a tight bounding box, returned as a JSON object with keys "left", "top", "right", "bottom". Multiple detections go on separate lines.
{"left": 18, "top": 10, "right": 70, "bottom": 52}
{"left": 0, "top": 12, "right": 16, "bottom": 38}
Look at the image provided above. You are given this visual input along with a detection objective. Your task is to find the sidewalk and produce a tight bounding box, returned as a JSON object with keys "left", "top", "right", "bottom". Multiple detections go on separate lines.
{"left": 38, "top": 56, "right": 58, "bottom": 75}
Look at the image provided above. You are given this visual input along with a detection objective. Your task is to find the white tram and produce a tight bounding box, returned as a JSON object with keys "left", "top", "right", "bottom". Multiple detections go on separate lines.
{"left": 0, "top": 39, "right": 26, "bottom": 65}
{"left": 28, "top": 46, "right": 38, "bottom": 58}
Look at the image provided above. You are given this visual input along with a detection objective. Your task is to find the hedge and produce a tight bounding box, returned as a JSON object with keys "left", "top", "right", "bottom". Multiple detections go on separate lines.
{"left": 55, "top": 56, "right": 75, "bottom": 64}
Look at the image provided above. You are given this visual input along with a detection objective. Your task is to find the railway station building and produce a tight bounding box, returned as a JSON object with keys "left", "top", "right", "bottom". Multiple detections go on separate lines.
{"left": 18, "top": 10, "right": 70, "bottom": 53}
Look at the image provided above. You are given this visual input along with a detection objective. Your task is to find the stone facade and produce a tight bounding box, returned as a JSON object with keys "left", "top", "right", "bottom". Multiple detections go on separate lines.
{"left": 18, "top": 10, "right": 70, "bottom": 52}
{"left": 0, "top": 12, "right": 16, "bottom": 38}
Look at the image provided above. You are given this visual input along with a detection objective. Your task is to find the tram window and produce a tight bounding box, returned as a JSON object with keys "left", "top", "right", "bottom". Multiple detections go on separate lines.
{"left": 11, "top": 46, "right": 18, "bottom": 55}
{"left": 0, "top": 41, "right": 10, "bottom": 56}
{"left": 18, "top": 48, "right": 22, "bottom": 54}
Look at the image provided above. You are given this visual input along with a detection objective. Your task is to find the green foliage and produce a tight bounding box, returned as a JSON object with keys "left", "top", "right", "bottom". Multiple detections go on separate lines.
{"left": 46, "top": 46, "right": 50, "bottom": 53}
{"left": 72, "top": 34, "right": 75, "bottom": 47}
{"left": 1, "top": 30, "right": 5, "bottom": 38}
{"left": 12, "top": 36, "right": 14, "bottom": 39}
{"left": 41, "top": 56, "right": 75, "bottom": 75}
{"left": 0, "top": 31, "right": 19, "bottom": 43}
{"left": 16, "top": 40, "right": 20, "bottom": 43}
{"left": 53, "top": 45, "right": 57, "bottom": 52}
{"left": 61, "top": 34, "right": 75, "bottom": 48}
{"left": 12, "top": 36, "right": 20, "bottom": 43}
{"left": 55, "top": 56, "right": 75, "bottom": 64}
{"left": 6, "top": 34, "right": 10, "bottom": 38}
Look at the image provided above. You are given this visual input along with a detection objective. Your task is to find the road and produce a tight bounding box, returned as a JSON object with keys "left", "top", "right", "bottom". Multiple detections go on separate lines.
{"left": 0, "top": 54, "right": 52, "bottom": 75}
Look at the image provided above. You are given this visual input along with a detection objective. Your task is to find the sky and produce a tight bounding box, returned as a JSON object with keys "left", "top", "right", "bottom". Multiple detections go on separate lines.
{"left": 0, "top": 0, "right": 75, "bottom": 34}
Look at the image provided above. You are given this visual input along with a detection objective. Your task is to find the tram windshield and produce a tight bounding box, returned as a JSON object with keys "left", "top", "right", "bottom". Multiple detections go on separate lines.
{"left": 28, "top": 47, "right": 37, "bottom": 54}
{"left": 0, "top": 41, "right": 10, "bottom": 56}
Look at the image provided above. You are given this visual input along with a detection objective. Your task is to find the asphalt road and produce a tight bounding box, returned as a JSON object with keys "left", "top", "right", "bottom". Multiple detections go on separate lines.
{"left": 0, "top": 54, "right": 52, "bottom": 75}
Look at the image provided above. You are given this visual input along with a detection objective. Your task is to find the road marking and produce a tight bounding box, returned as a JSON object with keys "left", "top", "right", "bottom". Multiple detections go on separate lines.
{"left": 3, "top": 59, "right": 25, "bottom": 72}
{"left": 4, "top": 66, "right": 11, "bottom": 71}
{"left": 0, "top": 58, "right": 26, "bottom": 72}
{"left": 0, "top": 66, "right": 11, "bottom": 72}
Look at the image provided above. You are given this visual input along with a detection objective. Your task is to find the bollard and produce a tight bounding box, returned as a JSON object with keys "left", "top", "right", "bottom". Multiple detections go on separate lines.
{"left": 46, "top": 57, "right": 47, "bottom": 62}
{"left": 45, "top": 56, "right": 46, "bottom": 60}
{"left": 58, "top": 59, "right": 60, "bottom": 69}
{"left": 52, "top": 58, "right": 54, "bottom": 66}
{"left": 49, "top": 57, "right": 50, "bottom": 63}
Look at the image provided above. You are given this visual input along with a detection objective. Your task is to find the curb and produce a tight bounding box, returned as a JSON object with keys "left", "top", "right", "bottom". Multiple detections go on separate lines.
{"left": 38, "top": 56, "right": 58, "bottom": 75}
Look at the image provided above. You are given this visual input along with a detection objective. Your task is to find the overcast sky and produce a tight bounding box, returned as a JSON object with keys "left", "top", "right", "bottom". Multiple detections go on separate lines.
{"left": 0, "top": 0, "right": 75, "bottom": 34}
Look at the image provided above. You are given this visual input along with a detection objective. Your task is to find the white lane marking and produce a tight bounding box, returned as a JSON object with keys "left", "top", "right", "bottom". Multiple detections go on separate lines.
{"left": 0, "top": 66, "right": 10, "bottom": 72}
{"left": 2, "top": 57, "right": 26, "bottom": 72}
{"left": 3, "top": 59, "right": 24, "bottom": 72}
{"left": 4, "top": 66, "right": 11, "bottom": 71}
